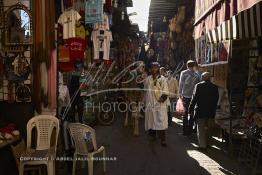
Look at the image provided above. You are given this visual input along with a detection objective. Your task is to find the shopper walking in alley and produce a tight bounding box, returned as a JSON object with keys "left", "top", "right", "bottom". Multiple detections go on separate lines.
{"left": 189, "top": 72, "right": 219, "bottom": 150}
{"left": 144, "top": 62, "right": 169, "bottom": 146}
{"left": 179, "top": 60, "right": 200, "bottom": 136}
{"left": 160, "top": 67, "right": 167, "bottom": 77}
{"left": 167, "top": 70, "right": 179, "bottom": 126}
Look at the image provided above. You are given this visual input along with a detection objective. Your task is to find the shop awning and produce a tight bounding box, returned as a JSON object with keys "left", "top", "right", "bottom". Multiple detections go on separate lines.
{"left": 194, "top": 0, "right": 262, "bottom": 41}
{"left": 208, "top": 2, "right": 262, "bottom": 43}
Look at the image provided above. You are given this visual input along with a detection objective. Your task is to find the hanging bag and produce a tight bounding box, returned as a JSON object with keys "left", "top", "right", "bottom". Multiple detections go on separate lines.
{"left": 176, "top": 97, "right": 185, "bottom": 115}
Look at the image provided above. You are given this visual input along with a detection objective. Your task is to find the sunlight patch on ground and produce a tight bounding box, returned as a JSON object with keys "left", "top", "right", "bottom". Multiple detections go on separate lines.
{"left": 190, "top": 142, "right": 199, "bottom": 148}
{"left": 172, "top": 117, "right": 183, "bottom": 126}
{"left": 187, "top": 150, "right": 235, "bottom": 175}
{"left": 212, "top": 136, "right": 223, "bottom": 143}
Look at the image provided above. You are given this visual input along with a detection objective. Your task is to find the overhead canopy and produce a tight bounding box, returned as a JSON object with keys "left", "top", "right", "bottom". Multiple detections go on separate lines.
{"left": 194, "top": 0, "right": 262, "bottom": 41}
{"left": 148, "top": 0, "right": 190, "bottom": 33}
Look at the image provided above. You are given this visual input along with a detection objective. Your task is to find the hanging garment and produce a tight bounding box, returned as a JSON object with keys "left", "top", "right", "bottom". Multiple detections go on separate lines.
{"left": 58, "top": 71, "right": 70, "bottom": 108}
{"left": 75, "top": 23, "right": 86, "bottom": 39}
{"left": 104, "top": 0, "right": 112, "bottom": 13}
{"left": 58, "top": 9, "right": 81, "bottom": 39}
{"left": 75, "top": 0, "right": 86, "bottom": 13}
{"left": 91, "top": 30, "right": 112, "bottom": 61}
{"left": 85, "top": 0, "right": 104, "bottom": 24}
{"left": 59, "top": 37, "right": 86, "bottom": 72}
{"left": 68, "top": 37, "right": 86, "bottom": 60}
{"left": 59, "top": 84, "right": 70, "bottom": 107}
{"left": 45, "top": 0, "right": 56, "bottom": 67}
{"left": 93, "top": 13, "right": 110, "bottom": 30}
{"left": 48, "top": 49, "right": 57, "bottom": 109}
{"left": 32, "top": 0, "right": 43, "bottom": 113}
{"left": 58, "top": 45, "right": 70, "bottom": 62}
{"left": 40, "top": 62, "right": 48, "bottom": 101}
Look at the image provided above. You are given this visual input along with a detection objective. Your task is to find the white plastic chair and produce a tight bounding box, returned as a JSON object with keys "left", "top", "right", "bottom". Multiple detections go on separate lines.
{"left": 19, "top": 115, "right": 60, "bottom": 175}
{"left": 68, "top": 123, "right": 106, "bottom": 175}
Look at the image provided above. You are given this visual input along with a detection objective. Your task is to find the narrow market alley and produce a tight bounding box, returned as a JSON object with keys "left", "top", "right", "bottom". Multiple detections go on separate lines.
{"left": 57, "top": 113, "right": 249, "bottom": 175}
{"left": 0, "top": 0, "right": 261, "bottom": 175}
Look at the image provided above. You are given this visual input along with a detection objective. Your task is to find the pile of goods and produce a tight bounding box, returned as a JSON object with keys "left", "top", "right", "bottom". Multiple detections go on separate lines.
{"left": 0, "top": 122, "right": 20, "bottom": 144}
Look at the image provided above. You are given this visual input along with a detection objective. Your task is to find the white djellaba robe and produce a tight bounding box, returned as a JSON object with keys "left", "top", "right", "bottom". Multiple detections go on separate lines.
{"left": 144, "top": 75, "right": 169, "bottom": 131}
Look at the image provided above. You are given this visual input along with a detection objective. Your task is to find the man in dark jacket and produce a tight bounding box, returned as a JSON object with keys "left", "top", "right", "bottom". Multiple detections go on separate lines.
{"left": 189, "top": 72, "right": 219, "bottom": 150}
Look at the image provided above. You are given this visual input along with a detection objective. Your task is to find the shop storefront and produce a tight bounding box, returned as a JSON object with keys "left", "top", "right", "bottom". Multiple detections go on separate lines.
{"left": 0, "top": 0, "right": 142, "bottom": 174}
{"left": 194, "top": 0, "right": 262, "bottom": 173}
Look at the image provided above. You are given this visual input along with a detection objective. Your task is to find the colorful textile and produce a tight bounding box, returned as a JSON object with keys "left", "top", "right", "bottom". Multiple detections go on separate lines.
{"left": 91, "top": 30, "right": 112, "bottom": 60}
{"left": 85, "top": 0, "right": 104, "bottom": 24}
{"left": 58, "top": 9, "right": 81, "bottom": 39}
{"left": 59, "top": 37, "right": 86, "bottom": 72}
{"left": 93, "top": 13, "right": 110, "bottom": 30}
{"left": 76, "top": 23, "right": 87, "bottom": 39}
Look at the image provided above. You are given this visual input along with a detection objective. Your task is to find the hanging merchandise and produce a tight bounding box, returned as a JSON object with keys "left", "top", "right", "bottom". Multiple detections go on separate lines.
{"left": 93, "top": 13, "right": 110, "bottom": 30}
{"left": 15, "top": 83, "right": 31, "bottom": 102}
{"left": 4, "top": 54, "right": 31, "bottom": 82}
{"left": 76, "top": 21, "right": 88, "bottom": 39}
{"left": 104, "top": 0, "right": 112, "bottom": 13}
{"left": 176, "top": 6, "right": 186, "bottom": 24}
{"left": 68, "top": 37, "right": 86, "bottom": 60}
{"left": 218, "top": 41, "right": 230, "bottom": 62}
{"left": 91, "top": 30, "right": 113, "bottom": 61}
{"left": 85, "top": 0, "right": 104, "bottom": 24}
{"left": 58, "top": 45, "right": 70, "bottom": 62}
{"left": 59, "top": 37, "right": 86, "bottom": 72}
{"left": 75, "top": 0, "right": 85, "bottom": 15}
{"left": 113, "top": 0, "right": 118, "bottom": 8}
{"left": 58, "top": 9, "right": 81, "bottom": 39}
{"left": 48, "top": 49, "right": 57, "bottom": 109}
{"left": 12, "top": 55, "right": 30, "bottom": 79}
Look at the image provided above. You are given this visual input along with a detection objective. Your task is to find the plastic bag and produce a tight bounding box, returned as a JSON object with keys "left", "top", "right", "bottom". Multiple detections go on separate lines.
{"left": 176, "top": 98, "right": 185, "bottom": 114}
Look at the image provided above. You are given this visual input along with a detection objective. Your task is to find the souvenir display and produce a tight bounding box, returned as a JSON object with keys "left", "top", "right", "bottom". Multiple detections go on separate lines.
{"left": 0, "top": 2, "right": 32, "bottom": 102}
{"left": 15, "top": 83, "right": 31, "bottom": 102}
{"left": 3, "top": 54, "right": 30, "bottom": 82}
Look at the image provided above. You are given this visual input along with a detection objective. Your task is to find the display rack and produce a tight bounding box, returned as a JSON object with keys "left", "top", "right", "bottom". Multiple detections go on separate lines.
{"left": 239, "top": 135, "right": 262, "bottom": 174}
{"left": 0, "top": 1, "right": 32, "bottom": 103}
{"left": 216, "top": 39, "right": 262, "bottom": 155}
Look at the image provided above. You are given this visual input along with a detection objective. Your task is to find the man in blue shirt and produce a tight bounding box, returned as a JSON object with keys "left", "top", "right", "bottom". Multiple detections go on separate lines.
{"left": 179, "top": 60, "right": 200, "bottom": 135}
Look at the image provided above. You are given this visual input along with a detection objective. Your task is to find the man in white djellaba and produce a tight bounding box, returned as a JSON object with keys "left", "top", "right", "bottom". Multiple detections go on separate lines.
{"left": 144, "top": 62, "right": 169, "bottom": 146}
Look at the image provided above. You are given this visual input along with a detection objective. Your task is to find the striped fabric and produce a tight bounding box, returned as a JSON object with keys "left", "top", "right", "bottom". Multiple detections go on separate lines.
{"left": 207, "top": 2, "right": 262, "bottom": 43}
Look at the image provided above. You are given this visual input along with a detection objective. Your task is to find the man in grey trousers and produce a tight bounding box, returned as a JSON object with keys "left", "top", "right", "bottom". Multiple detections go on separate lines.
{"left": 189, "top": 72, "right": 219, "bottom": 150}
